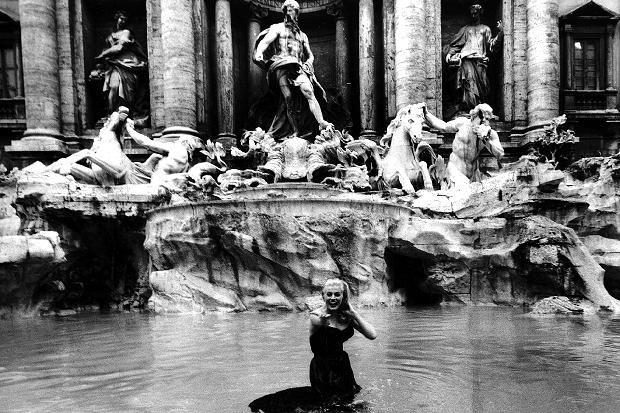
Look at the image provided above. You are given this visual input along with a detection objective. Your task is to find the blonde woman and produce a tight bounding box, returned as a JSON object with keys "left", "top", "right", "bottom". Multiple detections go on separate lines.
{"left": 309, "top": 278, "right": 377, "bottom": 404}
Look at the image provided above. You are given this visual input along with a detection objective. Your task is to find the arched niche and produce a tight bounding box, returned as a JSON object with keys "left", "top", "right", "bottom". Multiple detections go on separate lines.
{"left": 79, "top": 0, "right": 149, "bottom": 130}
{"left": 440, "top": 0, "right": 504, "bottom": 120}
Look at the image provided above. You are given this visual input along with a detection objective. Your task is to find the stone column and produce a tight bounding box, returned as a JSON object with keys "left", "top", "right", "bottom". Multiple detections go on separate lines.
{"left": 56, "top": 0, "right": 77, "bottom": 139}
{"left": 394, "top": 0, "right": 428, "bottom": 110}
{"left": 606, "top": 23, "right": 618, "bottom": 110}
{"left": 147, "top": 0, "right": 165, "bottom": 129}
{"left": 328, "top": 1, "right": 352, "bottom": 115}
{"left": 161, "top": 0, "right": 197, "bottom": 136}
{"left": 215, "top": 0, "right": 236, "bottom": 147}
{"left": 358, "top": 0, "right": 378, "bottom": 139}
{"left": 606, "top": 24, "right": 615, "bottom": 90}
{"left": 394, "top": 0, "right": 426, "bottom": 110}
{"left": 9, "top": 0, "right": 66, "bottom": 157}
{"left": 248, "top": 4, "right": 267, "bottom": 106}
{"left": 526, "top": 0, "right": 560, "bottom": 128}
{"left": 564, "top": 24, "right": 574, "bottom": 90}
{"left": 383, "top": 0, "right": 396, "bottom": 119}
{"left": 512, "top": 0, "right": 528, "bottom": 125}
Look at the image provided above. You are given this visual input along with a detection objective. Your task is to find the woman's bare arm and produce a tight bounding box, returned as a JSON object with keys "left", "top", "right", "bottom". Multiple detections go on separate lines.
{"left": 347, "top": 308, "right": 377, "bottom": 340}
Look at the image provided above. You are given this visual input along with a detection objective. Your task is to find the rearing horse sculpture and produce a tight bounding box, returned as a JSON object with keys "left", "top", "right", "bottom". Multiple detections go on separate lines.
{"left": 378, "top": 103, "right": 435, "bottom": 193}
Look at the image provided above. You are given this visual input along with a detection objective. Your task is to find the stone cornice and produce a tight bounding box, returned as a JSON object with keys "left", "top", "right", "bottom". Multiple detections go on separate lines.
{"left": 244, "top": 0, "right": 343, "bottom": 14}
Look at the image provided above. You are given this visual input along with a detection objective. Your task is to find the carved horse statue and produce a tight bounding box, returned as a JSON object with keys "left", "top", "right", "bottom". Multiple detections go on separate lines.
{"left": 378, "top": 103, "right": 436, "bottom": 193}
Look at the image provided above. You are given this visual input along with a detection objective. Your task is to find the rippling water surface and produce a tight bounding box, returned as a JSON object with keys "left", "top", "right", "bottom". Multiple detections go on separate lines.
{"left": 2, "top": 307, "right": 620, "bottom": 412}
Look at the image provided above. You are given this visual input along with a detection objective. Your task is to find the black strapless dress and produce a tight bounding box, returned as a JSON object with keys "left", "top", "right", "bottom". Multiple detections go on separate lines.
{"left": 309, "top": 324, "right": 361, "bottom": 403}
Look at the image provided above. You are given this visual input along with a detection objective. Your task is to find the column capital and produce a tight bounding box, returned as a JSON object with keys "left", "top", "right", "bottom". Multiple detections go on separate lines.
{"left": 326, "top": 0, "right": 346, "bottom": 20}
{"left": 249, "top": 2, "right": 269, "bottom": 21}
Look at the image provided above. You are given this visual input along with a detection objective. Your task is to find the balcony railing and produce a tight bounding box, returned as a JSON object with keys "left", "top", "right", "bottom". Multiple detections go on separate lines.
{"left": 562, "top": 90, "right": 616, "bottom": 111}
{"left": 0, "top": 97, "right": 25, "bottom": 121}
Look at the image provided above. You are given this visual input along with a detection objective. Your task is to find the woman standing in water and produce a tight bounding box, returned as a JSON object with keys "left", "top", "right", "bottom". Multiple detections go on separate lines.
{"left": 249, "top": 279, "right": 376, "bottom": 412}
{"left": 309, "top": 278, "right": 377, "bottom": 405}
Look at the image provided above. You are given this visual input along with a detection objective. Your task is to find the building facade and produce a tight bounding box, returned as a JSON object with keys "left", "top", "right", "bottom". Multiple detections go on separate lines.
{"left": 0, "top": 0, "right": 618, "bottom": 167}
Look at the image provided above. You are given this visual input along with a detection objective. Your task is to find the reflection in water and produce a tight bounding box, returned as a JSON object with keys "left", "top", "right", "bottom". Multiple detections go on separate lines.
{"left": 1, "top": 308, "right": 620, "bottom": 412}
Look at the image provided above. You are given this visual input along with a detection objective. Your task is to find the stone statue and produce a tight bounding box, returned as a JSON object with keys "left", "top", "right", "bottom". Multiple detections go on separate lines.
{"left": 91, "top": 11, "right": 149, "bottom": 125}
{"left": 377, "top": 103, "right": 436, "bottom": 194}
{"left": 445, "top": 4, "right": 503, "bottom": 113}
{"left": 307, "top": 129, "right": 378, "bottom": 192}
{"left": 47, "top": 107, "right": 150, "bottom": 185}
{"left": 253, "top": 0, "right": 333, "bottom": 141}
{"left": 124, "top": 120, "right": 226, "bottom": 187}
{"left": 423, "top": 103, "right": 504, "bottom": 189}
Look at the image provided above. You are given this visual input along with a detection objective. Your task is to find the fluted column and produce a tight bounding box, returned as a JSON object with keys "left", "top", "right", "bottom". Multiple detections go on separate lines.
{"left": 606, "top": 24, "right": 615, "bottom": 90}
{"left": 147, "top": 0, "right": 165, "bottom": 129}
{"left": 161, "top": 0, "right": 197, "bottom": 131}
{"left": 606, "top": 23, "right": 618, "bottom": 110}
{"left": 564, "top": 24, "right": 574, "bottom": 90}
{"left": 526, "top": 0, "right": 560, "bottom": 127}
{"left": 394, "top": 0, "right": 426, "bottom": 110}
{"left": 56, "top": 0, "right": 77, "bottom": 138}
{"left": 215, "top": 0, "right": 236, "bottom": 146}
{"left": 358, "top": 0, "right": 378, "bottom": 138}
{"left": 248, "top": 4, "right": 267, "bottom": 106}
{"left": 14, "top": 0, "right": 65, "bottom": 154}
{"left": 328, "top": 1, "right": 352, "bottom": 115}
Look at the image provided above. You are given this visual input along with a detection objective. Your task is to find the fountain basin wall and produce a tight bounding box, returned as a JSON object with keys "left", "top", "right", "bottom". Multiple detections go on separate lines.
{"left": 3, "top": 155, "right": 620, "bottom": 315}
{"left": 0, "top": 171, "right": 166, "bottom": 314}
{"left": 145, "top": 193, "right": 619, "bottom": 312}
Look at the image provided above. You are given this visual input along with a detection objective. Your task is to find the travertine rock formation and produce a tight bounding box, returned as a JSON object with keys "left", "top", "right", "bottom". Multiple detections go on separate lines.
{"left": 3, "top": 154, "right": 620, "bottom": 315}
{"left": 145, "top": 160, "right": 620, "bottom": 312}
{"left": 0, "top": 169, "right": 166, "bottom": 314}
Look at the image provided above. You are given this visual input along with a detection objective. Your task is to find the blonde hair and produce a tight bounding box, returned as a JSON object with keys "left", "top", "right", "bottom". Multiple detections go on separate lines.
{"left": 322, "top": 278, "right": 351, "bottom": 316}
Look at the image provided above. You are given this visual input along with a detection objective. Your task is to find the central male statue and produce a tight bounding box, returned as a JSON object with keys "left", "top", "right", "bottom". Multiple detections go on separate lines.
{"left": 253, "top": 0, "right": 332, "bottom": 141}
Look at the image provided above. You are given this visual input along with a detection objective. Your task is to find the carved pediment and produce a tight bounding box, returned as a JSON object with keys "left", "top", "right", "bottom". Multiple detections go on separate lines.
{"left": 562, "top": 0, "right": 619, "bottom": 20}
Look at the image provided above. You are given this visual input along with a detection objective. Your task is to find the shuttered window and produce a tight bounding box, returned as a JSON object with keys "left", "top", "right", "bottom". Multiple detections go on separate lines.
{"left": 573, "top": 39, "right": 599, "bottom": 91}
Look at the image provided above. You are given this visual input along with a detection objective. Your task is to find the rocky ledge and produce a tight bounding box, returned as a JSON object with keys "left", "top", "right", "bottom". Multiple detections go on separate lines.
{"left": 145, "top": 155, "right": 620, "bottom": 313}
{"left": 2, "top": 155, "right": 620, "bottom": 315}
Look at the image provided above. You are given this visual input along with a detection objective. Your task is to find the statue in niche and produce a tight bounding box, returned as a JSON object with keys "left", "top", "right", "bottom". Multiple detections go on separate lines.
{"left": 90, "top": 10, "right": 150, "bottom": 127}
{"left": 252, "top": 0, "right": 333, "bottom": 141}
{"left": 445, "top": 4, "right": 503, "bottom": 115}
{"left": 46, "top": 107, "right": 151, "bottom": 185}
{"left": 423, "top": 103, "right": 504, "bottom": 189}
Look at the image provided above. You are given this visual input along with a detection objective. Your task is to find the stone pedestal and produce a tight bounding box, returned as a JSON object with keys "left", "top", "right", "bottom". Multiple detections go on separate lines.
{"left": 215, "top": 0, "right": 235, "bottom": 141}
{"left": 526, "top": 0, "right": 560, "bottom": 132}
{"left": 161, "top": 0, "right": 197, "bottom": 130}
{"left": 5, "top": 0, "right": 66, "bottom": 161}
{"left": 358, "top": 0, "right": 378, "bottom": 139}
